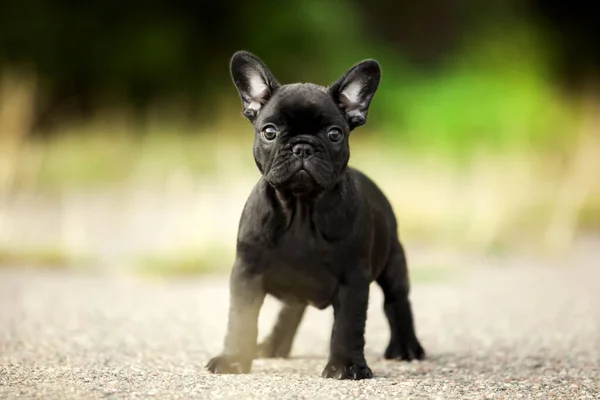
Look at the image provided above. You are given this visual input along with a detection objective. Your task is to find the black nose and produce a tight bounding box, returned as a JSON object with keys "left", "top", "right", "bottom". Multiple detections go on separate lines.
{"left": 292, "top": 143, "right": 315, "bottom": 159}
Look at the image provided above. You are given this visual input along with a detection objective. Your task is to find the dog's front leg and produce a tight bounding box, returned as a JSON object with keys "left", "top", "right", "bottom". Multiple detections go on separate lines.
{"left": 322, "top": 279, "right": 373, "bottom": 380}
{"left": 206, "top": 264, "right": 265, "bottom": 374}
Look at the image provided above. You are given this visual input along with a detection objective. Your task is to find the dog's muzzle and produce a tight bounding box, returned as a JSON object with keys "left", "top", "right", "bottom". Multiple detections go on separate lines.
{"left": 292, "top": 143, "right": 315, "bottom": 160}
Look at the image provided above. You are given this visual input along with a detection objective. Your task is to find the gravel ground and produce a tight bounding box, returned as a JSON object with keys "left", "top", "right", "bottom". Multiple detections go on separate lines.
{"left": 1, "top": 261, "right": 599, "bottom": 399}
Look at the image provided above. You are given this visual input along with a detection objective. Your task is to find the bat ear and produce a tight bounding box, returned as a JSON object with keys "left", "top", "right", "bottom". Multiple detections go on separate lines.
{"left": 329, "top": 59, "right": 381, "bottom": 130}
{"left": 230, "top": 51, "right": 280, "bottom": 121}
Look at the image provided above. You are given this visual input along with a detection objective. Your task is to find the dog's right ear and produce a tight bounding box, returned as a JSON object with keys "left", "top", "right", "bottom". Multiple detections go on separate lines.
{"left": 230, "top": 51, "right": 280, "bottom": 121}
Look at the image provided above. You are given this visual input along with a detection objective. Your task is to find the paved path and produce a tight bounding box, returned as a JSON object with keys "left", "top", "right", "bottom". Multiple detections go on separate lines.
{"left": 1, "top": 263, "right": 598, "bottom": 399}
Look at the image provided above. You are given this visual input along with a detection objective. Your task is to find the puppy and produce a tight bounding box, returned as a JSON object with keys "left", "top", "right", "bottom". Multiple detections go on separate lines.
{"left": 206, "top": 51, "right": 425, "bottom": 380}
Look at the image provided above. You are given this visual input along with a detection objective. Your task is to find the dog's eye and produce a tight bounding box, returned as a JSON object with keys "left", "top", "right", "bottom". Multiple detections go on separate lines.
{"left": 262, "top": 125, "right": 278, "bottom": 141}
{"left": 327, "top": 128, "right": 343, "bottom": 142}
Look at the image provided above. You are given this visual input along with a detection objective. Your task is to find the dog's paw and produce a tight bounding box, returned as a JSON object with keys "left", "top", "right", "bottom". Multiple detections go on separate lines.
{"left": 205, "top": 355, "right": 250, "bottom": 374}
{"left": 321, "top": 360, "right": 373, "bottom": 380}
{"left": 384, "top": 336, "right": 426, "bottom": 361}
{"left": 256, "top": 339, "right": 291, "bottom": 359}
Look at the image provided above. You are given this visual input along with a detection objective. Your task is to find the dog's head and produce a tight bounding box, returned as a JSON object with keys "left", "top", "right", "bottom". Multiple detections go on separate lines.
{"left": 230, "top": 51, "right": 380, "bottom": 196}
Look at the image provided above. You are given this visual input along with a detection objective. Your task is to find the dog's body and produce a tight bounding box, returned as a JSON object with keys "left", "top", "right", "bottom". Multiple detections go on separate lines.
{"left": 206, "top": 52, "right": 424, "bottom": 380}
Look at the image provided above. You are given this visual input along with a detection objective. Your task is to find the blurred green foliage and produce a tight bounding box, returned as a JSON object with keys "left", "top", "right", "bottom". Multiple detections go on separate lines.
{"left": 373, "top": 27, "right": 577, "bottom": 157}
{"left": 0, "top": 246, "right": 87, "bottom": 268}
{"left": 0, "top": 0, "right": 590, "bottom": 157}
{"left": 1, "top": 1, "right": 598, "bottom": 271}
{"left": 137, "top": 246, "right": 234, "bottom": 278}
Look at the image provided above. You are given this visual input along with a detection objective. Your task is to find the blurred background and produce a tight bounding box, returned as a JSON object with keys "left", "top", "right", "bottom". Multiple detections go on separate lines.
{"left": 0, "top": 0, "right": 598, "bottom": 276}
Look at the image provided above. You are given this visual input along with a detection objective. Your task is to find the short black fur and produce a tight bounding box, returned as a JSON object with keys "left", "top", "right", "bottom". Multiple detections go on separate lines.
{"left": 206, "top": 51, "right": 425, "bottom": 380}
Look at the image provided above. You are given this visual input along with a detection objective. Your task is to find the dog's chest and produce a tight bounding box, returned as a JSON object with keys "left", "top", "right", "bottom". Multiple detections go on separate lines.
{"left": 262, "top": 229, "right": 339, "bottom": 309}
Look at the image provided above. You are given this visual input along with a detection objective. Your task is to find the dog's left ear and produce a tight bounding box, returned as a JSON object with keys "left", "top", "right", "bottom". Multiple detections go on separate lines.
{"left": 230, "top": 51, "right": 280, "bottom": 121}
{"left": 329, "top": 60, "right": 381, "bottom": 130}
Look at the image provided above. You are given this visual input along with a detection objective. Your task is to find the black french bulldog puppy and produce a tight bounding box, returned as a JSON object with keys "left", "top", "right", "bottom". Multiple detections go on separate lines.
{"left": 206, "top": 51, "right": 425, "bottom": 380}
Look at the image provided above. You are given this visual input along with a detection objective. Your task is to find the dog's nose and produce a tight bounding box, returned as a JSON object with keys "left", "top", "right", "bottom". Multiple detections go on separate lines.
{"left": 292, "top": 143, "right": 315, "bottom": 159}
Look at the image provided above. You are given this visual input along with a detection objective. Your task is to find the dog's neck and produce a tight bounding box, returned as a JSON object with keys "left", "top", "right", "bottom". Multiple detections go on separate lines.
{"left": 271, "top": 177, "right": 342, "bottom": 208}
{"left": 266, "top": 172, "right": 351, "bottom": 230}
{"left": 273, "top": 187, "right": 322, "bottom": 218}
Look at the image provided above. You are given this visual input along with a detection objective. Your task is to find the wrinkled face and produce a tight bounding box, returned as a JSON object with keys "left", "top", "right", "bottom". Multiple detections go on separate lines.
{"left": 230, "top": 51, "right": 381, "bottom": 197}
{"left": 253, "top": 84, "right": 350, "bottom": 195}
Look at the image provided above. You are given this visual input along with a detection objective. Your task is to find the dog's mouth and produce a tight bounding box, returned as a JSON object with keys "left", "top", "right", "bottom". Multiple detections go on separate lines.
{"left": 285, "top": 168, "right": 317, "bottom": 195}
{"left": 294, "top": 168, "right": 311, "bottom": 181}
{"left": 290, "top": 168, "right": 313, "bottom": 184}
{"left": 267, "top": 149, "right": 338, "bottom": 195}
